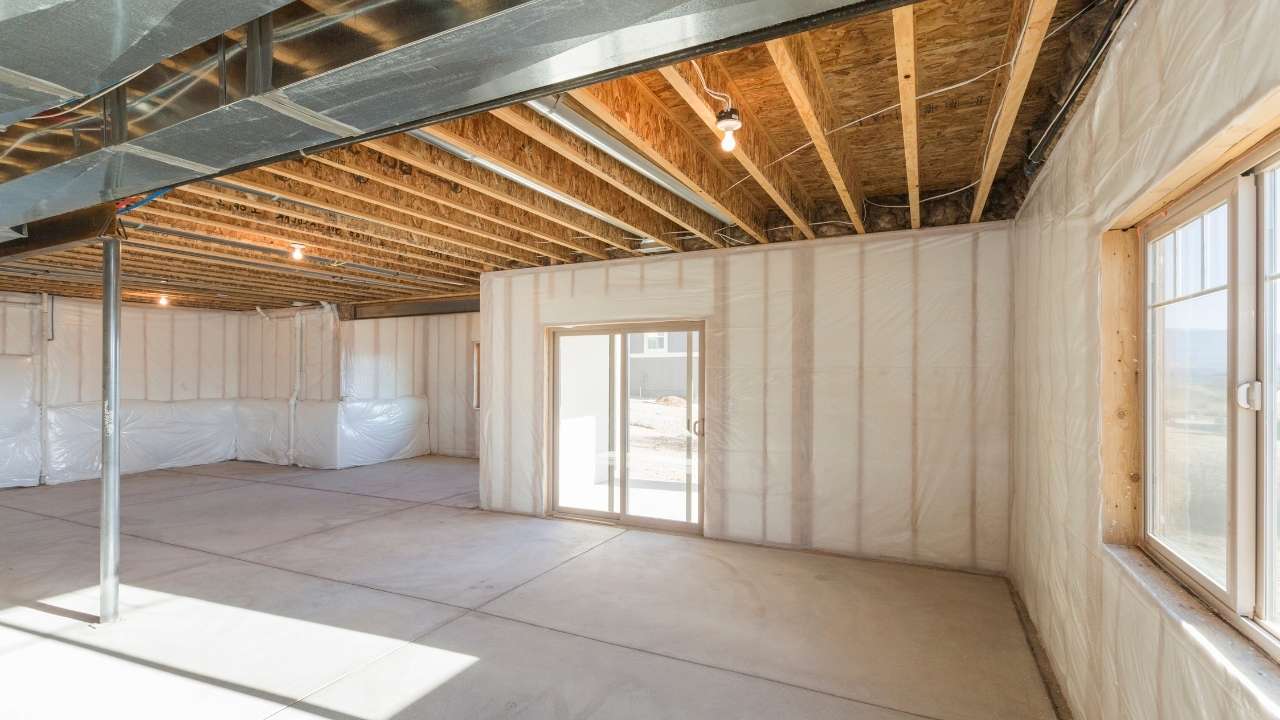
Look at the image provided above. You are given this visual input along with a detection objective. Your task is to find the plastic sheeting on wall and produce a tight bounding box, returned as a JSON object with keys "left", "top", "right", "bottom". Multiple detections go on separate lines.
{"left": 45, "top": 400, "right": 237, "bottom": 483}
{"left": 1009, "top": 1, "right": 1280, "bottom": 718}
{"left": 295, "top": 398, "right": 432, "bottom": 470}
{"left": 480, "top": 225, "right": 1011, "bottom": 573}
{"left": 235, "top": 399, "right": 292, "bottom": 466}
{"left": 46, "top": 298, "right": 241, "bottom": 405}
{"left": 0, "top": 355, "right": 40, "bottom": 488}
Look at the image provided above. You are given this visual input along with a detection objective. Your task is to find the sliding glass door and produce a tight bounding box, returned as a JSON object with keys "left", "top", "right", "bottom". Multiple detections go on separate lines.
{"left": 553, "top": 323, "right": 703, "bottom": 530}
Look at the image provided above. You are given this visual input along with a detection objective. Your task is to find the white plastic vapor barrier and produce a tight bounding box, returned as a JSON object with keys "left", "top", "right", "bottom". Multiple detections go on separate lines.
{"left": 1009, "top": 1, "right": 1280, "bottom": 718}
{"left": 45, "top": 401, "right": 237, "bottom": 483}
{"left": 0, "top": 354, "right": 40, "bottom": 488}
{"left": 235, "top": 399, "right": 292, "bottom": 465}
{"left": 481, "top": 226, "right": 1011, "bottom": 572}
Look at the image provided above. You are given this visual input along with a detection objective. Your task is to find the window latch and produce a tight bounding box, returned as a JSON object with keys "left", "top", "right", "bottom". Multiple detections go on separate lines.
{"left": 1236, "top": 381, "right": 1262, "bottom": 411}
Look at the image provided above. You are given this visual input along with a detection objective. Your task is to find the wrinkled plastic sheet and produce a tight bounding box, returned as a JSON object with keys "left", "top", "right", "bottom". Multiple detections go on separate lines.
{"left": 0, "top": 355, "right": 40, "bottom": 488}
{"left": 45, "top": 400, "right": 236, "bottom": 483}
{"left": 295, "top": 398, "right": 429, "bottom": 470}
{"left": 235, "top": 399, "right": 290, "bottom": 466}
{"left": 480, "top": 224, "right": 1012, "bottom": 573}
{"left": 1007, "top": 1, "right": 1280, "bottom": 718}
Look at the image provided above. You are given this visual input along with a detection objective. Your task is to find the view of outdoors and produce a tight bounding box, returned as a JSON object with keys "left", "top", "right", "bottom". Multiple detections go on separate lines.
{"left": 556, "top": 331, "right": 699, "bottom": 525}
{"left": 1149, "top": 204, "right": 1230, "bottom": 588}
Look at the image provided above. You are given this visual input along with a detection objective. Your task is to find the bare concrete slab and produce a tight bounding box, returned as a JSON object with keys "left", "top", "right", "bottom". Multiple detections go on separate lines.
{"left": 171, "top": 460, "right": 320, "bottom": 483}
{"left": 0, "top": 557, "right": 461, "bottom": 720}
{"left": 275, "top": 612, "right": 914, "bottom": 720}
{"left": 432, "top": 489, "right": 480, "bottom": 509}
{"left": 275, "top": 455, "right": 479, "bottom": 503}
{"left": 63, "top": 483, "right": 414, "bottom": 555}
{"left": 242, "top": 505, "right": 623, "bottom": 607}
{"left": 0, "top": 470, "right": 248, "bottom": 518}
{"left": 484, "top": 530, "right": 1055, "bottom": 720}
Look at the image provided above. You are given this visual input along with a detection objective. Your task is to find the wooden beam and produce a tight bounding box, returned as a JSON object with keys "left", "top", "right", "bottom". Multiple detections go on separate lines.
{"left": 228, "top": 168, "right": 508, "bottom": 272}
{"left": 421, "top": 115, "right": 684, "bottom": 251}
{"left": 891, "top": 7, "right": 921, "bottom": 229}
{"left": 969, "top": 0, "right": 1058, "bottom": 223}
{"left": 569, "top": 78, "right": 769, "bottom": 244}
{"left": 157, "top": 190, "right": 480, "bottom": 284}
{"left": 269, "top": 158, "right": 554, "bottom": 267}
{"left": 1101, "top": 229, "right": 1141, "bottom": 544}
{"left": 141, "top": 198, "right": 478, "bottom": 287}
{"left": 766, "top": 33, "right": 867, "bottom": 234}
{"left": 491, "top": 104, "right": 724, "bottom": 247}
{"left": 311, "top": 143, "right": 609, "bottom": 260}
{"left": 365, "top": 134, "right": 640, "bottom": 255}
{"left": 180, "top": 182, "right": 489, "bottom": 276}
{"left": 660, "top": 58, "right": 816, "bottom": 239}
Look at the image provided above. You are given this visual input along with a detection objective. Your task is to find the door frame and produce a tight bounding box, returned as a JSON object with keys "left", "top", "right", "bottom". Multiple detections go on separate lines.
{"left": 548, "top": 320, "right": 706, "bottom": 534}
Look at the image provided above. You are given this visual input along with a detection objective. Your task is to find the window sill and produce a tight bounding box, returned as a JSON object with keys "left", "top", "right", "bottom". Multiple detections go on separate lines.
{"left": 1105, "top": 545, "right": 1280, "bottom": 711}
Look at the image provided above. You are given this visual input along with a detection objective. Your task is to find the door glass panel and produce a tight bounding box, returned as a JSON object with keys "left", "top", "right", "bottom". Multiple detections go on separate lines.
{"left": 1149, "top": 221, "right": 1230, "bottom": 589}
{"left": 556, "top": 334, "right": 614, "bottom": 514}
{"left": 625, "top": 330, "right": 699, "bottom": 523}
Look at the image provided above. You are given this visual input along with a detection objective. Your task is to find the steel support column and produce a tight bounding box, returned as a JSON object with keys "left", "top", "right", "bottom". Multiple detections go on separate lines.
{"left": 99, "top": 236, "right": 121, "bottom": 623}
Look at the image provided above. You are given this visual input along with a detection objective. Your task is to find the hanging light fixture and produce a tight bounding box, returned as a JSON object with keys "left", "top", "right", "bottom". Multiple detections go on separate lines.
{"left": 716, "top": 107, "right": 741, "bottom": 152}
{"left": 290, "top": 244, "right": 305, "bottom": 261}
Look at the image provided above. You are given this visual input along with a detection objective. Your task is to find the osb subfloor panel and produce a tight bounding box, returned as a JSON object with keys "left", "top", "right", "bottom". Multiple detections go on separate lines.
{"left": 0, "top": 456, "right": 1053, "bottom": 720}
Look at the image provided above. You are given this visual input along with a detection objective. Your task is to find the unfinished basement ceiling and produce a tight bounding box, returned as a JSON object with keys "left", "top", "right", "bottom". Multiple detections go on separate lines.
{"left": 0, "top": 0, "right": 1119, "bottom": 311}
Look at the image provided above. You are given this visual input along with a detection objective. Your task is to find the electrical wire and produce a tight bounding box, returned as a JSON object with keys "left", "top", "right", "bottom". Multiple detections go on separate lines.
{"left": 690, "top": 58, "right": 732, "bottom": 111}
{"left": 724, "top": 0, "right": 1103, "bottom": 208}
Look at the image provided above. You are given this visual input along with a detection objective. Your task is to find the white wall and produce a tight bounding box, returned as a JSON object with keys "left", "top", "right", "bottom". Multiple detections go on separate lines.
{"left": 480, "top": 226, "right": 1011, "bottom": 572}
{"left": 4, "top": 294, "right": 477, "bottom": 484}
{"left": 44, "top": 298, "right": 240, "bottom": 482}
{"left": 422, "top": 312, "right": 480, "bottom": 458}
{"left": 0, "top": 293, "right": 41, "bottom": 487}
{"left": 1010, "top": 1, "right": 1280, "bottom": 717}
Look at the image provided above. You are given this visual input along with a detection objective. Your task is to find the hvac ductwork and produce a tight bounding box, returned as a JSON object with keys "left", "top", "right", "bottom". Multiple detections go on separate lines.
{"left": 0, "top": 0, "right": 905, "bottom": 230}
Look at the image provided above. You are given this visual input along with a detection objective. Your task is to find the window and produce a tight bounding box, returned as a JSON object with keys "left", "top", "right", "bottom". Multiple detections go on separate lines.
{"left": 643, "top": 332, "right": 667, "bottom": 354}
{"left": 1142, "top": 148, "right": 1280, "bottom": 656}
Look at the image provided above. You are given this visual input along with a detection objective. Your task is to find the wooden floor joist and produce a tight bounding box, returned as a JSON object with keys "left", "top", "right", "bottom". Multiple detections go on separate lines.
{"left": 490, "top": 104, "right": 723, "bottom": 248}
{"left": 311, "top": 144, "right": 609, "bottom": 261}
{"left": 569, "top": 78, "right": 770, "bottom": 245}
{"left": 267, "top": 159, "right": 548, "bottom": 268}
{"left": 136, "top": 199, "right": 478, "bottom": 287}
{"left": 422, "top": 114, "right": 684, "bottom": 252}
{"left": 364, "top": 134, "right": 640, "bottom": 256}
{"left": 661, "top": 58, "right": 816, "bottom": 239}
{"left": 766, "top": 33, "right": 867, "bottom": 234}
{"left": 228, "top": 168, "right": 510, "bottom": 272}
{"left": 178, "top": 182, "right": 490, "bottom": 277}
{"left": 969, "top": 0, "right": 1059, "bottom": 222}
{"left": 892, "top": 6, "right": 922, "bottom": 229}
{"left": 154, "top": 191, "right": 481, "bottom": 284}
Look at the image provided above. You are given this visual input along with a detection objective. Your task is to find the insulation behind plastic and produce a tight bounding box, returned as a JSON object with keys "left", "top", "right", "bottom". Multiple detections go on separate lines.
{"left": 1009, "top": 1, "right": 1280, "bottom": 717}
{"left": 480, "top": 227, "right": 1011, "bottom": 572}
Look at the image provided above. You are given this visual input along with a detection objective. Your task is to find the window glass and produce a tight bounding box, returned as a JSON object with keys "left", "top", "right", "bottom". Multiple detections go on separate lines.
{"left": 1149, "top": 204, "right": 1232, "bottom": 589}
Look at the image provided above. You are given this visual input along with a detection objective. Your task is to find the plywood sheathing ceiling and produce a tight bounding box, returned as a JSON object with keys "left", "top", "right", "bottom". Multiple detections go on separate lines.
{"left": 0, "top": 0, "right": 1112, "bottom": 311}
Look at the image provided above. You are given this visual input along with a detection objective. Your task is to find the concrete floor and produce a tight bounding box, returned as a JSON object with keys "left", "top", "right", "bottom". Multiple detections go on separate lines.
{"left": 0, "top": 456, "right": 1055, "bottom": 720}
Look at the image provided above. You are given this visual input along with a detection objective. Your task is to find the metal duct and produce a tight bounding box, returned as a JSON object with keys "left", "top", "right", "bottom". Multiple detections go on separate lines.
{"left": 525, "top": 96, "right": 733, "bottom": 225}
{"left": 0, "top": 0, "right": 903, "bottom": 230}
{"left": 0, "top": 0, "right": 291, "bottom": 128}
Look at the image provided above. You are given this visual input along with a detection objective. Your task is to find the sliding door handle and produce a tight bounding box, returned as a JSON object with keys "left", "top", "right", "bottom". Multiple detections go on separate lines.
{"left": 1237, "top": 381, "right": 1262, "bottom": 411}
{"left": 692, "top": 419, "right": 704, "bottom": 437}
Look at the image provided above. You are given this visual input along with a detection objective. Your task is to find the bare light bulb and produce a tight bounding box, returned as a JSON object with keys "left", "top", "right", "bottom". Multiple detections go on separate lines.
{"left": 290, "top": 244, "right": 305, "bottom": 261}
{"left": 720, "top": 130, "right": 737, "bottom": 152}
{"left": 157, "top": 295, "right": 169, "bottom": 306}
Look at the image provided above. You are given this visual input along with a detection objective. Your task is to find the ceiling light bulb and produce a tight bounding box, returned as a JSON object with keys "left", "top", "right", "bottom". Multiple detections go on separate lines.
{"left": 714, "top": 107, "right": 742, "bottom": 154}
{"left": 290, "top": 244, "right": 305, "bottom": 261}
{"left": 158, "top": 295, "right": 169, "bottom": 306}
